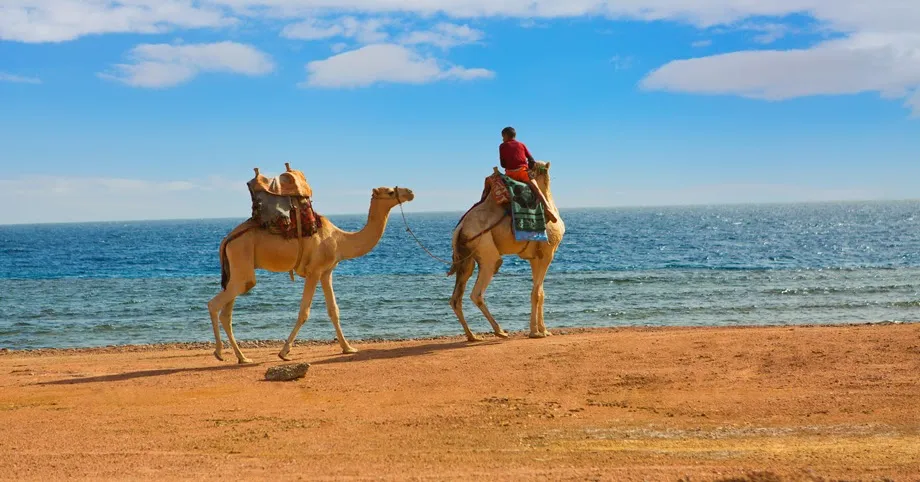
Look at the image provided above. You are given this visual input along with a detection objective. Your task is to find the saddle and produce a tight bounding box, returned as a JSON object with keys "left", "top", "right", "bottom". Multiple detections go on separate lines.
{"left": 248, "top": 164, "right": 312, "bottom": 199}
{"left": 484, "top": 168, "right": 512, "bottom": 207}
{"left": 246, "top": 163, "right": 321, "bottom": 279}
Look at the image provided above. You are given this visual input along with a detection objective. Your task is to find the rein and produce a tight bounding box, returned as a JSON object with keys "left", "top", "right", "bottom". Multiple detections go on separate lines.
{"left": 394, "top": 186, "right": 456, "bottom": 266}
{"left": 394, "top": 186, "right": 488, "bottom": 267}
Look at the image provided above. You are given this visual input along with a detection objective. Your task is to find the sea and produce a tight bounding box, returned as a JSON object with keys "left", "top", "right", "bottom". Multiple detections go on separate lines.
{"left": 2, "top": 201, "right": 919, "bottom": 350}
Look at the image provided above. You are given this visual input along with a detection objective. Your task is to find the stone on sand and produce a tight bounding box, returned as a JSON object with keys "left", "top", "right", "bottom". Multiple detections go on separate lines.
{"left": 265, "top": 363, "right": 311, "bottom": 381}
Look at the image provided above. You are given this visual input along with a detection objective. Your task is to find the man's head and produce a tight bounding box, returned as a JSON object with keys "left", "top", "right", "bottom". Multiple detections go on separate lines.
{"left": 501, "top": 126, "right": 516, "bottom": 142}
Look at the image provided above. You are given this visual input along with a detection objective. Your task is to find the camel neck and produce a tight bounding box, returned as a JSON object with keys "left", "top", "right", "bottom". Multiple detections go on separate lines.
{"left": 338, "top": 201, "right": 391, "bottom": 261}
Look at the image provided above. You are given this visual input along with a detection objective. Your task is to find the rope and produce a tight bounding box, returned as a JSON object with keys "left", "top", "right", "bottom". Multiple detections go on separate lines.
{"left": 394, "top": 186, "right": 486, "bottom": 267}
{"left": 397, "top": 200, "right": 455, "bottom": 265}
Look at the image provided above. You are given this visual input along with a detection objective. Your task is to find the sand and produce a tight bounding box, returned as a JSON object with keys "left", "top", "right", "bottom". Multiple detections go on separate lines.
{"left": 1, "top": 323, "right": 919, "bottom": 481}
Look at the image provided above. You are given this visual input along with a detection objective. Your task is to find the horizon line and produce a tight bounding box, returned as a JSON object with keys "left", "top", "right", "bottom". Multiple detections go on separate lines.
{"left": 1, "top": 198, "right": 917, "bottom": 227}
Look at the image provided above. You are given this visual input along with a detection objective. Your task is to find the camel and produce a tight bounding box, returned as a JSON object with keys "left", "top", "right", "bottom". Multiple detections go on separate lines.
{"left": 207, "top": 186, "right": 415, "bottom": 364}
{"left": 448, "top": 161, "right": 565, "bottom": 340}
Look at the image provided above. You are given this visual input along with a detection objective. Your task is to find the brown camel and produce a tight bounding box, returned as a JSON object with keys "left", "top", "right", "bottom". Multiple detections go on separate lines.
{"left": 448, "top": 161, "right": 565, "bottom": 340}
{"left": 207, "top": 186, "right": 415, "bottom": 364}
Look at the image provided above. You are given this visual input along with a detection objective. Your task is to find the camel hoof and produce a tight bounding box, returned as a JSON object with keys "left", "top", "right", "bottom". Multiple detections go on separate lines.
{"left": 542, "top": 330, "right": 553, "bottom": 337}
{"left": 529, "top": 332, "right": 547, "bottom": 339}
{"left": 213, "top": 350, "right": 224, "bottom": 361}
{"left": 238, "top": 357, "right": 255, "bottom": 365}
{"left": 342, "top": 347, "right": 358, "bottom": 354}
{"left": 495, "top": 331, "right": 509, "bottom": 339}
{"left": 278, "top": 353, "right": 293, "bottom": 362}
{"left": 466, "top": 335, "right": 484, "bottom": 342}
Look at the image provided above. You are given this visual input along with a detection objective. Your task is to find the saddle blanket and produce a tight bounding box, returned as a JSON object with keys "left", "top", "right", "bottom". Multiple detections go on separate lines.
{"left": 265, "top": 202, "right": 322, "bottom": 239}
{"left": 251, "top": 191, "right": 322, "bottom": 239}
{"left": 494, "top": 173, "right": 548, "bottom": 242}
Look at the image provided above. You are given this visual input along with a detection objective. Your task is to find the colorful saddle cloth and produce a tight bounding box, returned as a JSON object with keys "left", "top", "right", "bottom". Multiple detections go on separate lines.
{"left": 485, "top": 172, "right": 548, "bottom": 242}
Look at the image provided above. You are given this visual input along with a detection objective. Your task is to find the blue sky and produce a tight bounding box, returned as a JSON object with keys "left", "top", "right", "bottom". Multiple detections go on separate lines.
{"left": 1, "top": 1, "right": 919, "bottom": 223}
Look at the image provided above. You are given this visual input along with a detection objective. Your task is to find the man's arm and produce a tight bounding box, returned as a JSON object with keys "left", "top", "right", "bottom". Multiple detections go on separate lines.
{"left": 499, "top": 145, "right": 507, "bottom": 169}
{"left": 524, "top": 144, "right": 535, "bottom": 169}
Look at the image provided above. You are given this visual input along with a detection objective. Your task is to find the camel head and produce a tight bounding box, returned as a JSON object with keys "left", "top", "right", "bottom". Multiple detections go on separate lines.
{"left": 371, "top": 186, "right": 415, "bottom": 209}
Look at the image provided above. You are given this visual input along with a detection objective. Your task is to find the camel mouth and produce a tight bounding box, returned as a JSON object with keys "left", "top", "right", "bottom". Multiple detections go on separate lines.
{"left": 395, "top": 188, "right": 415, "bottom": 202}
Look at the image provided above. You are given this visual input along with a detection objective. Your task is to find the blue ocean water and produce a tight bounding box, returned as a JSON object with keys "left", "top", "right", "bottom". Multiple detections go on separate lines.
{"left": 2, "top": 201, "right": 919, "bottom": 349}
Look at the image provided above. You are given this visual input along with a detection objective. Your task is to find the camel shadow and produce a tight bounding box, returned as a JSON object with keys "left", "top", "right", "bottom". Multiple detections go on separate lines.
{"left": 309, "top": 339, "right": 500, "bottom": 366}
{"left": 35, "top": 363, "right": 262, "bottom": 386}
{"left": 32, "top": 338, "right": 505, "bottom": 384}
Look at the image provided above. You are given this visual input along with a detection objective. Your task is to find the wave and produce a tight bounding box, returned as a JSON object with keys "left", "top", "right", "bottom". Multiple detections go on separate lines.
{"left": 764, "top": 284, "right": 918, "bottom": 295}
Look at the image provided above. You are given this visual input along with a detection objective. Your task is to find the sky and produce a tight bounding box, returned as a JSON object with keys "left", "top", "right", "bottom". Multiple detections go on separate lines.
{"left": 1, "top": 0, "right": 919, "bottom": 224}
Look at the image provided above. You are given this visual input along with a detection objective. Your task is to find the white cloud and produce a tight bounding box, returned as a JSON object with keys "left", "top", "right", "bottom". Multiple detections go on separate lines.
{"left": 0, "top": 176, "right": 250, "bottom": 224}
{"left": 281, "top": 16, "right": 391, "bottom": 43}
{"left": 0, "top": 72, "right": 41, "bottom": 84}
{"left": 208, "top": 1, "right": 920, "bottom": 32}
{"left": 7, "top": 1, "right": 919, "bottom": 44}
{"left": 5, "top": 1, "right": 920, "bottom": 114}
{"left": 283, "top": 18, "right": 482, "bottom": 49}
{"left": 610, "top": 54, "right": 633, "bottom": 71}
{"left": 299, "top": 44, "right": 493, "bottom": 88}
{"left": 100, "top": 42, "right": 275, "bottom": 88}
{"left": 400, "top": 23, "right": 484, "bottom": 49}
{"left": 906, "top": 90, "right": 920, "bottom": 118}
{"left": 641, "top": 32, "right": 920, "bottom": 115}
{"left": 0, "top": 0, "right": 235, "bottom": 43}
{"left": 281, "top": 19, "right": 343, "bottom": 40}
{"left": 691, "top": 39, "right": 712, "bottom": 48}
{"left": 747, "top": 23, "right": 790, "bottom": 45}
{"left": 520, "top": 19, "right": 548, "bottom": 29}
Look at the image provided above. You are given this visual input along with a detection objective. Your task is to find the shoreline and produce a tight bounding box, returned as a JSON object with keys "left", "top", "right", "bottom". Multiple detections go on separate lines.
{"left": 2, "top": 321, "right": 915, "bottom": 357}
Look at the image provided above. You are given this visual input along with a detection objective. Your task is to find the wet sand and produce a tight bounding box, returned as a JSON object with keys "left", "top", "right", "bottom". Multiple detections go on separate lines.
{"left": 1, "top": 323, "right": 919, "bottom": 480}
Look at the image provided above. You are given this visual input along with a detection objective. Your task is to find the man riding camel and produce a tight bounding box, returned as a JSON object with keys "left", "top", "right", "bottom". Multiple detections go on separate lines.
{"left": 498, "top": 126, "right": 558, "bottom": 223}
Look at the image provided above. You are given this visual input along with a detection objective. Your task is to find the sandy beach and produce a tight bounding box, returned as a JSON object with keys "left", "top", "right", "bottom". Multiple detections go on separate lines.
{"left": 1, "top": 323, "right": 919, "bottom": 481}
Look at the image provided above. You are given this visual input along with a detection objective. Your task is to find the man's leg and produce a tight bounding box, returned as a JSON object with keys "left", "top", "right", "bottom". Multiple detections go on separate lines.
{"left": 526, "top": 179, "right": 558, "bottom": 223}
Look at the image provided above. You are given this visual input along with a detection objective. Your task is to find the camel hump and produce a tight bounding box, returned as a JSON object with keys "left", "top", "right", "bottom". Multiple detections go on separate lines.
{"left": 247, "top": 164, "right": 312, "bottom": 198}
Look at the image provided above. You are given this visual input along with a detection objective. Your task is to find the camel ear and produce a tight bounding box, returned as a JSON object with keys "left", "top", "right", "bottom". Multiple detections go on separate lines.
{"left": 545, "top": 162, "right": 551, "bottom": 170}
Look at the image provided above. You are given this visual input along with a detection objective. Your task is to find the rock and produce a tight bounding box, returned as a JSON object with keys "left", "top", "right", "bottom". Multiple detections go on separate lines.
{"left": 264, "top": 363, "right": 311, "bottom": 382}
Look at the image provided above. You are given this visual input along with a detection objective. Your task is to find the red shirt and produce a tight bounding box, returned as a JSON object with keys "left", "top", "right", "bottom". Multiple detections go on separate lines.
{"left": 499, "top": 140, "right": 534, "bottom": 171}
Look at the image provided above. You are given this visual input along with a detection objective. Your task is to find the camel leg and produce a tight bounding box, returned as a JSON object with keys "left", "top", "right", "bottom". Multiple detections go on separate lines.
{"left": 278, "top": 274, "right": 320, "bottom": 361}
{"left": 209, "top": 300, "right": 225, "bottom": 361}
{"left": 310, "top": 269, "right": 358, "bottom": 354}
{"left": 528, "top": 258, "right": 552, "bottom": 338}
{"left": 212, "top": 299, "right": 237, "bottom": 360}
{"left": 321, "top": 270, "right": 357, "bottom": 354}
{"left": 207, "top": 284, "right": 252, "bottom": 364}
{"left": 470, "top": 255, "right": 509, "bottom": 339}
{"left": 449, "top": 257, "right": 480, "bottom": 342}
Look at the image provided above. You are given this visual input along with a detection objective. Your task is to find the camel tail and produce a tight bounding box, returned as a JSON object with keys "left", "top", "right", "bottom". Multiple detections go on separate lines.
{"left": 447, "top": 228, "right": 472, "bottom": 277}
{"left": 219, "top": 237, "right": 230, "bottom": 291}
{"left": 219, "top": 221, "right": 255, "bottom": 291}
